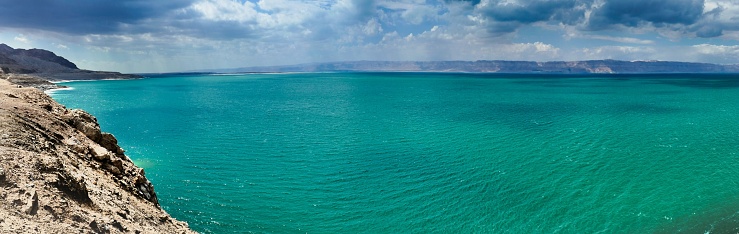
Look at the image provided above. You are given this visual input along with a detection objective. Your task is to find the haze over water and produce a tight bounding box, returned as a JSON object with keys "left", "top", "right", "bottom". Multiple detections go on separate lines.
{"left": 51, "top": 73, "right": 739, "bottom": 233}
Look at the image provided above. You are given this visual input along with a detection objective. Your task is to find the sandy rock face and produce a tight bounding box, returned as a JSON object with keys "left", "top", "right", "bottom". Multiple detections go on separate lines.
{"left": 0, "top": 78, "right": 195, "bottom": 233}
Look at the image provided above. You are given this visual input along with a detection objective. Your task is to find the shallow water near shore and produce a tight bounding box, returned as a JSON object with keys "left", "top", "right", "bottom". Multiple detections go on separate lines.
{"left": 51, "top": 73, "right": 739, "bottom": 233}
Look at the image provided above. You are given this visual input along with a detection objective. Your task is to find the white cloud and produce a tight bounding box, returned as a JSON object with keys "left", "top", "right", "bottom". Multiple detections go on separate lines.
{"left": 692, "top": 44, "right": 739, "bottom": 54}
{"left": 704, "top": 0, "right": 739, "bottom": 22}
{"left": 534, "top": 42, "right": 558, "bottom": 53}
{"left": 400, "top": 5, "right": 438, "bottom": 25}
{"left": 689, "top": 44, "right": 739, "bottom": 63}
{"left": 575, "top": 46, "right": 658, "bottom": 61}
{"left": 505, "top": 42, "right": 560, "bottom": 57}
{"left": 190, "top": 0, "right": 260, "bottom": 23}
{"left": 362, "top": 18, "right": 383, "bottom": 35}
{"left": 608, "top": 46, "right": 652, "bottom": 54}
{"left": 588, "top": 35, "right": 655, "bottom": 44}
{"left": 14, "top": 35, "right": 29, "bottom": 43}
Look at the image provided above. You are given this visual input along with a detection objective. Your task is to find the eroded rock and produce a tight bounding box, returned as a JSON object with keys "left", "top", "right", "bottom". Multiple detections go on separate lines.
{"left": 54, "top": 170, "right": 92, "bottom": 204}
{"left": 0, "top": 79, "right": 194, "bottom": 233}
{"left": 91, "top": 145, "right": 111, "bottom": 161}
{"left": 24, "top": 191, "right": 38, "bottom": 215}
{"left": 100, "top": 133, "right": 124, "bottom": 155}
{"left": 63, "top": 109, "right": 102, "bottom": 142}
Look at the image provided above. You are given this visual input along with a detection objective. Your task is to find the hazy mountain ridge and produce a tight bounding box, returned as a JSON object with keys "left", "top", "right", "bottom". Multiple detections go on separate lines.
{"left": 0, "top": 44, "right": 140, "bottom": 81}
{"left": 3, "top": 43, "right": 739, "bottom": 76}
{"left": 206, "top": 60, "right": 739, "bottom": 74}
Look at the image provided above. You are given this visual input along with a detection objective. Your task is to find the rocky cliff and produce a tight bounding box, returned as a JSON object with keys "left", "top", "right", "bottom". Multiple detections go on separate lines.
{"left": 0, "top": 77, "right": 194, "bottom": 233}
{"left": 0, "top": 44, "right": 141, "bottom": 83}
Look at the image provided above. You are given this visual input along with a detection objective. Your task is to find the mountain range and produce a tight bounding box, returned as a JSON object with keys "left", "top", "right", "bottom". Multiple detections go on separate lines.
{"left": 203, "top": 60, "right": 739, "bottom": 74}
{"left": 0, "top": 44, "right": 140, "bottom": 81}
{"left": 3, "top": 43, "right": 739, "bottom": 77}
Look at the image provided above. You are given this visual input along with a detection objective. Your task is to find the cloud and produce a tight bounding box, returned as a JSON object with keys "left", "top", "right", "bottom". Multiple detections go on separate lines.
{"left": 445, "top": 0, "right": 481, "bottom": 6}
{"left": 1, "top": 0, "right": 734, "bottom": 43}
{"left": 401, "top": 5, "right": 439, "bottom": 25}
{"left": 369, "top": 26, "right": 563, "bottom": 61}
{"left": 468, "top": 0, "right": 735, "bottom": 39}
{"left": 575, "top": 34, "right": 655, "bottom": 44}
{"left": 692, "top": 44, "right": 739, "bottom": 54}
{"left": 479, "top": 0, "right": 579, "bottom": 23}
{"left": 14, "top": 35, "right": 29, "bottom": 43}
{"left": 690, "top": 44, "right": 739, "bottom": 63}
{"left": 189, "top": 0, "right": 260, "bottom": 23}
{"left": 362, "top": 19, "right": 384, "bottom": 35}
{"left": 1, "top": 0, "right": 739, "bottom": 73}
{"left": 587, "top": 0, "right": 705, "bottom": 30}
{"left": 635, "top": 43, "right": 739, "bottom": 64}
{"left": 0, "top": 0, "right": 194, "bottom": 34}
{"left": 475, "top": 0, "right": 583, "bottom": 34}
{"left": 576, "top": 45, "right": 659, "bottom": 61}
{"left": 686, "top": 0, "right": 739, "bottom": 38}
{"left": 516, "top": 42, "right": 561, "bottom": 55}
{"left": 694, "top": 24, "right": 724, "bottom": 37}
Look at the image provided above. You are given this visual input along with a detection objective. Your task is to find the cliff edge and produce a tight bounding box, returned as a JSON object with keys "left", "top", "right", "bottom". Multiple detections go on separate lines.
{"left": 0, "top": 77, "right": 195, "bottom": 233}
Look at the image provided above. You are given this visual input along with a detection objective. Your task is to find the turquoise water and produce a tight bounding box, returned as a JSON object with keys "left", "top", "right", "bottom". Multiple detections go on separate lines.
{"left": 50, "top": 73, "right": 739, "bottom": 233}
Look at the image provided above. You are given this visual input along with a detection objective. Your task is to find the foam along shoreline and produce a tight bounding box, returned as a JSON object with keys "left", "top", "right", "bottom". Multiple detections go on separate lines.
{"left": 3, "top": 73, "right": 143, "bottom": 94}
{"left": 43, "top": 78, "right": 136, "bottom": 94}
{"left": 45, "top": 76, "right": 147, "bottom": 94}
{"left": 50, "top": 76, "right": 146, "bottom": 84}
{"left": 43, "top": 86, "right": 74, "bottom": 95}
{"left": 0, "top": 77, "right": 195, "bottom": 233}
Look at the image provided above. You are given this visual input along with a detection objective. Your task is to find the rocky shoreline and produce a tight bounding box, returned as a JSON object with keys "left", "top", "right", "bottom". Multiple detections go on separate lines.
{"left": 3, "top": 73, "right": 67, "bottom": 91}
{"left": 0, "top": 75, "right": 195, "bottom": 233}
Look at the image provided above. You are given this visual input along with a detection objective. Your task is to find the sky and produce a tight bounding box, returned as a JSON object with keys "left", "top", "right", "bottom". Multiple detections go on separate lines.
{"left": 1, "top": 0, "right": 739, "bottom": 73}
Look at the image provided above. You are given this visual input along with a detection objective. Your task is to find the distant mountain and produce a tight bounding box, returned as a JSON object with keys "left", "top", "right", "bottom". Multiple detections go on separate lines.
{"left": 204, "top": 60, "right": 739, "bottom": 74}
{"left": 0, "top": 43, "right": 141, "bottom": 81}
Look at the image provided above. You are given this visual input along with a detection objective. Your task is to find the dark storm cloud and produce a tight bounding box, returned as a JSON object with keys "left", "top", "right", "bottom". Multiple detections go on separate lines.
{"left": 0, "top": 0, "right": 731, "bottom": 43}
{"left": 444, "top": 0, "right": 482, "bottom": 6}
{"left": 587, "top": 0, "right": 705, "bottom": 29}
{"left": 0, "top": 0, "right": 194, "bottom": 34}
{"left": 474, "top": 0, "right": 723, "bottom": 37}
{"left": 475, "top": 0, "right": 586, "bottom": 34}
{"left": 481, "top": 0, "right": 579, "bottom": 23}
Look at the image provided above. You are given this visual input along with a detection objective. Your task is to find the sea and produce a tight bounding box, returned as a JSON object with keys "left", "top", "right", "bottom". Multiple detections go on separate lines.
{"left": 49, "top": 73, "right": 739, "bottom": 233}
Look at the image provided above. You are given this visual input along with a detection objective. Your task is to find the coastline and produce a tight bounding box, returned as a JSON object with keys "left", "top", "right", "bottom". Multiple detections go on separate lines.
{"left": 43, "top": 86, "right": 74, "bottom": 95}
{"left": 0, "top": 75, "right": 195, "bottom": 233}
{"left": 43, "top": 77, "right": 146, "bottom": 94}
{"left": 50, "top": 76, "right": 147, "bottom": 84}
{"left": 2, "top": 73, "right": 66, "bottom": 91}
